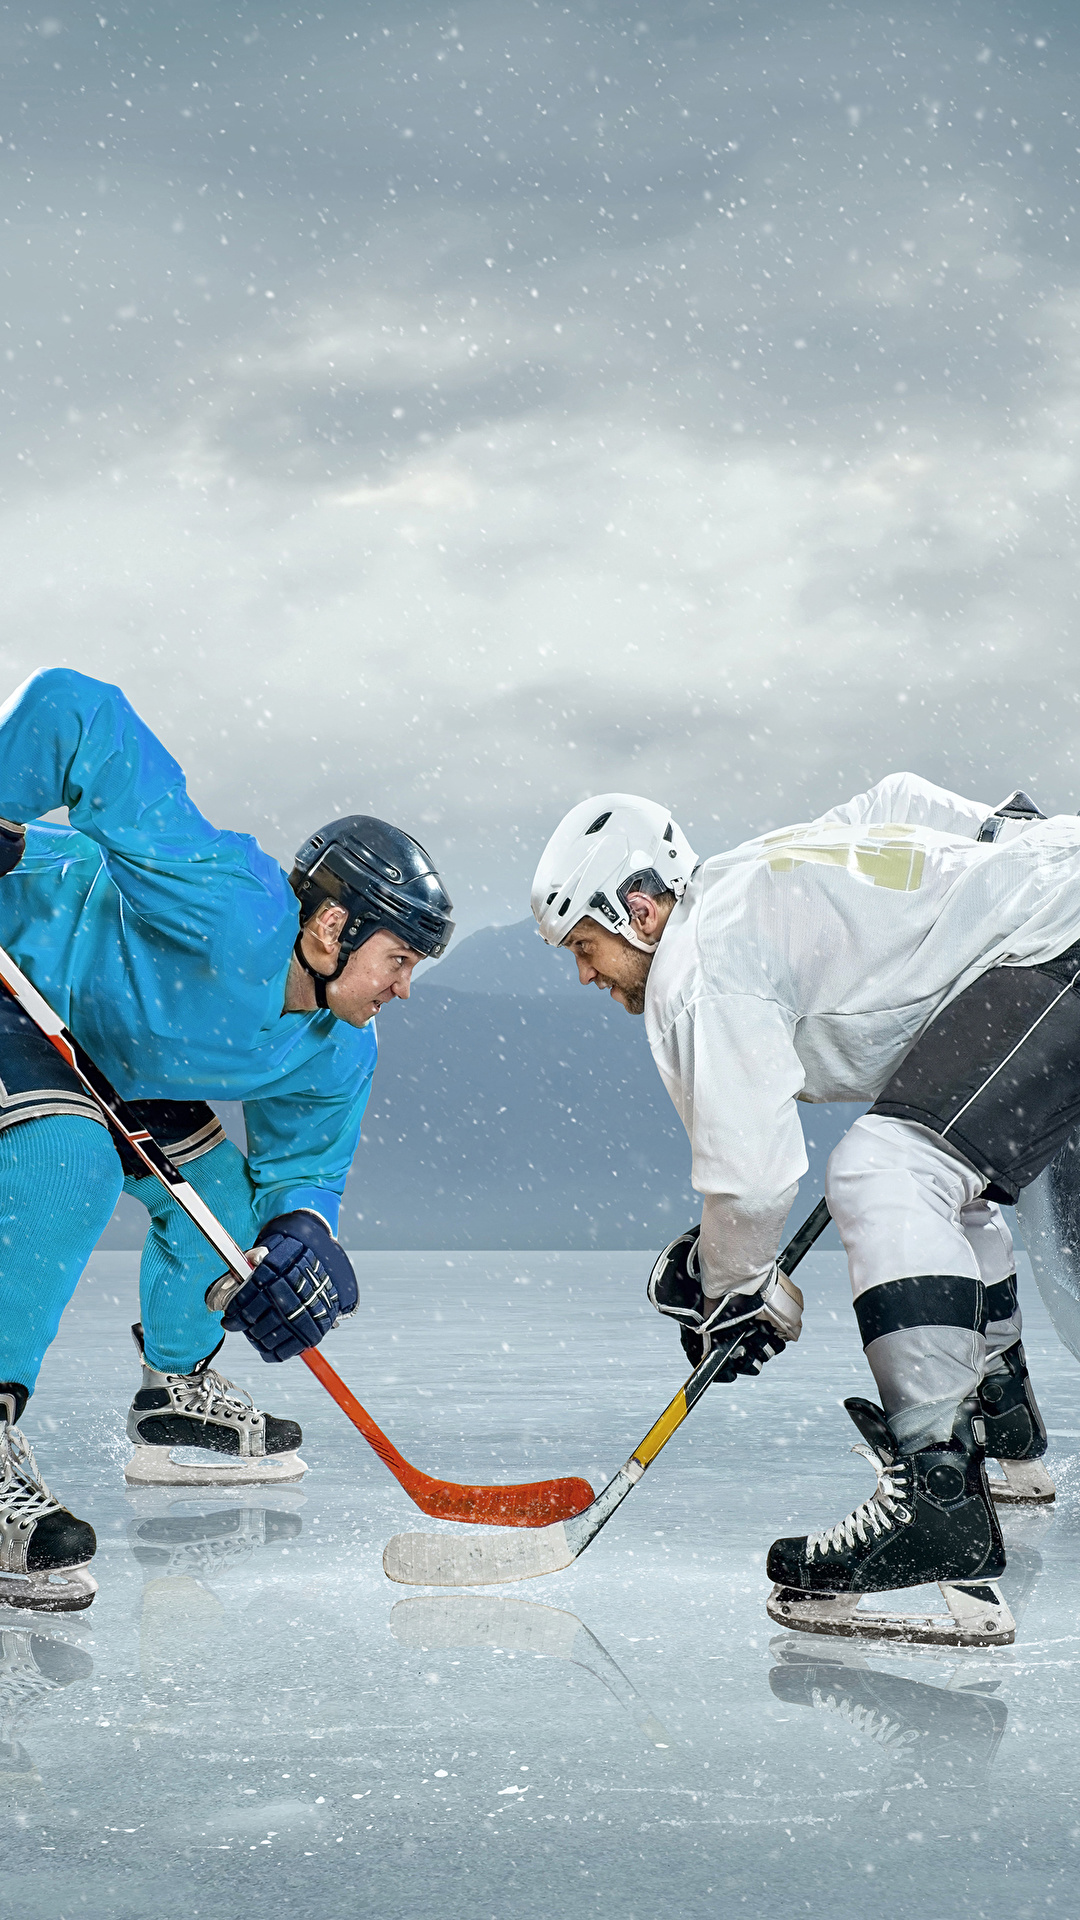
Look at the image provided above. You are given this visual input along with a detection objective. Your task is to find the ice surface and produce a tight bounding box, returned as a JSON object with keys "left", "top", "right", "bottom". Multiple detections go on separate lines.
{"left": 7, "top": 1246, "right": 1080, "bottom": 1920}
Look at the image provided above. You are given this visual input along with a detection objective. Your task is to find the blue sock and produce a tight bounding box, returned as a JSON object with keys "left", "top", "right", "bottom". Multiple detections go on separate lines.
{"left": 125, "top": 1139, "right": 259, "bottom": 1374}
{"left": 0, "top": 1115, "right": 123, "bottom": 1395}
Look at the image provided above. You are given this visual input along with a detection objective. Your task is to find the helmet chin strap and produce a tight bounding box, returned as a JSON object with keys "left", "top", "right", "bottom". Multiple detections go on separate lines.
{"left": 622, "top": 925, "right": 661, "bottom": 955}
{"left": 292, "top": 933, "right": 349, "bottom": 1011}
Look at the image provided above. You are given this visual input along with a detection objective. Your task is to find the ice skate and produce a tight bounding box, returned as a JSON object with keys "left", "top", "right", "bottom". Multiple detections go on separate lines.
{"left": 124, "top": 1325, "right": 306, "bottom": 1486}
{"left": 980, "top": 1342, "right": 1055, "bottom": 1505}
{"left": 0, "top": 1389, "right": 97, "bottom": 1613}
{"left": 766, "top": 1397, "right": 1015, "bottom": 1648}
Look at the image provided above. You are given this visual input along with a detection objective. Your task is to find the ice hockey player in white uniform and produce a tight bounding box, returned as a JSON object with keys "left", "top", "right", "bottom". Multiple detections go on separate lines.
{"left": 532, "top": 777, "right": 1079, "bottom": 1645}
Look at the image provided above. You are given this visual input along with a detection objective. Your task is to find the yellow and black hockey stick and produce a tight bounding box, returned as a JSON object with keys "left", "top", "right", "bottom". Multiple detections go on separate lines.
{"left": 383, "top": 1197, "right": 831, "bottom": 1586}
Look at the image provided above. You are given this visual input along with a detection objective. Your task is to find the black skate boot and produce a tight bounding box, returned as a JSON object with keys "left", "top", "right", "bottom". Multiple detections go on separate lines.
{"left": 0, "top": 1387, "right": 97, "bottom": 1613}
{"left": 766, "top": 1397, "right": 1014, "bottom": 1647}
{"left": 979, "top": 1342, "right": 1055, "bottom": 1505}
{"left": 125, "top": 1326, "right": 305, "bottom": 1487}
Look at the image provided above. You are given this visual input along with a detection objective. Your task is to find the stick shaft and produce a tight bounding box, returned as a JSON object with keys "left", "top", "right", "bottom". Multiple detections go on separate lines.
{"left": 566, "top": 1196, "right": 833, "bottom": 1554}
{"left": 0, "top": 943, "right": 250, "bottom": 1280}
{"left": 633, "top": 1195, "right": 830, "bottom": 1466}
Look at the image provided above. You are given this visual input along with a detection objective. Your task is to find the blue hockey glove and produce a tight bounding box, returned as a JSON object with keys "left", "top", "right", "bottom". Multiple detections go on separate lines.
{"left": 213, "top": 1210, "right": 358, "bottom": 1363}
{"left": 0, "top": 819, "right": 25, "bottom": 877}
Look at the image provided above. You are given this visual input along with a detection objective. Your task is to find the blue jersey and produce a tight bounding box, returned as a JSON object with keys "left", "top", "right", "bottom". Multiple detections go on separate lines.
{"left": 0, "top": 668, "right": 377, "bottom": 1232}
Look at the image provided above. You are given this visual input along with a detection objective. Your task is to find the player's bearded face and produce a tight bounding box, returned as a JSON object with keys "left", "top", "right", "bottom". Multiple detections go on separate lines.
{"left": 561, "top": 918, "right": 654, "bottom": 1016}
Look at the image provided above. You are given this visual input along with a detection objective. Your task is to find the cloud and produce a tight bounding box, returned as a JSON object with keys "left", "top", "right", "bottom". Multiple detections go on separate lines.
{"left": 3, "top": 2, "right": 1080, "bottom": 926}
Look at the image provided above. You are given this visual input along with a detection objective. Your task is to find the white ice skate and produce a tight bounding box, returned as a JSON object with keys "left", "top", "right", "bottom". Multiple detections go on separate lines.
{"left": 124, "top": 1326, "right": 306, "bottom": 1487}
{"left": 0, "top": 1393, "right": 97, "bottom": 1613}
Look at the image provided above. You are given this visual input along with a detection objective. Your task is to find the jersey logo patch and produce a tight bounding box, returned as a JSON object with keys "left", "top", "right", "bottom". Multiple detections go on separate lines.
{"left": 762, "top": 824, "right": 926, "bottom": 892}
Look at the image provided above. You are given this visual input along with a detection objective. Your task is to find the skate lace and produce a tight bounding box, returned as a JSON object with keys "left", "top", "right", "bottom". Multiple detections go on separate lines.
{"left": 171, "top": 1367, "right": 258, "bottom": 1426}
{"left": 0, "top": 1423, "right": 60, "bottom": 1525}
{"left": 805, "top": 1445, "right": 913, "bottom": 1560}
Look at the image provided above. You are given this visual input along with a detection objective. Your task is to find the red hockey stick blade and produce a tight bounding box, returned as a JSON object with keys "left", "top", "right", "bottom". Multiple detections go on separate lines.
{"left": 301, "top": 1348, "right": 593, "bottom": 1527}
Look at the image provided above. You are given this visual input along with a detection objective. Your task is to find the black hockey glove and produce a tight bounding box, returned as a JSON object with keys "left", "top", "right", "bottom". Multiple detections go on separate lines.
{"left": 647, "top": 1225, "right": 802, "bottom": 1376}
{"left": 208, "top": 1210, "right": 358, "bottom": 1363}
{"left": 0, "top": 819, "right": 25, "bottom": 878}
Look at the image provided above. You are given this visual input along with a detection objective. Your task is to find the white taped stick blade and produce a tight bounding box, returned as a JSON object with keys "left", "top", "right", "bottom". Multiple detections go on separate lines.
{"left": 383, "top": 1521, "right": 574, "bottom": 1587}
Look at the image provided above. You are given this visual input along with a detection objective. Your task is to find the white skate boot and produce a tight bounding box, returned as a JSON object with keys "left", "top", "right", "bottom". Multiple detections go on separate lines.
{"left": 124, "top": 1326, "right": 306, "bottom": 1487}
{"left": 0, "top": 1388, "right": 97, "bottom": 1613}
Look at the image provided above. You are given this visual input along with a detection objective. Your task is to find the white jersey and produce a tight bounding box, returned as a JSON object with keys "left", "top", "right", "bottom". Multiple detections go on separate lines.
{"left": 644, "top": 773, "right": 1080, "bottom": 1294}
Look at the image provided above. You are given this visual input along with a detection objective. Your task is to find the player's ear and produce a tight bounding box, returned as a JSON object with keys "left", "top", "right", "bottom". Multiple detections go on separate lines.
{"left": 624, "top": 889, "right": 661, "bottom": 935}
{"left": 308, "top": 901, "right": 348, "bottom": 951}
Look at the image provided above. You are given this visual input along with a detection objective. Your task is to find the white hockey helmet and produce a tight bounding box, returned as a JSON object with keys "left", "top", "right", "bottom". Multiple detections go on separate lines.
{"left": 531, "top": 793, "right": 697, "bottom": 952}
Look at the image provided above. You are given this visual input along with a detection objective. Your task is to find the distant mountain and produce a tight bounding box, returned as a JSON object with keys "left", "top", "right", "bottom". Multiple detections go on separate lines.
{"left": 417, "top": 918, "right": 578, "bottom": 997}
{"left": 103, "top": 921, "right": 861, "bottom": 1252}
{"left": 349, "top": 921, "right": 861, "bottom": 1250}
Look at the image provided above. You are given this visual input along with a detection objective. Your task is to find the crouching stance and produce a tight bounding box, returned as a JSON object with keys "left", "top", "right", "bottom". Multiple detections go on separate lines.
{"left": 0, "top": 669, "right": 453, "bottom": 1611}
{"left": 533, "top": 779, "right": 1074, "bottom": 1647}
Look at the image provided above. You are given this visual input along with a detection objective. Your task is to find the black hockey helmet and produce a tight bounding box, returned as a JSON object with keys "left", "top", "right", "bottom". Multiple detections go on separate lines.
{"left": 290, "top": 816, "right": 454, "bottom": 1000}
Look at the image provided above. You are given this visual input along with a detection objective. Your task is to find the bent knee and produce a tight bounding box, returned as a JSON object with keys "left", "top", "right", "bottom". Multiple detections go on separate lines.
{"left": 826, "top": 1114, "right": 900, "bottom": 1226}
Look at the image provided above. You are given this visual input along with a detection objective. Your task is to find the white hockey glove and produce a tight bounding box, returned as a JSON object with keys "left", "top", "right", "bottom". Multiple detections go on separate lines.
{"left": 648, "top": 1225, "right": 803, "bottom": 1374}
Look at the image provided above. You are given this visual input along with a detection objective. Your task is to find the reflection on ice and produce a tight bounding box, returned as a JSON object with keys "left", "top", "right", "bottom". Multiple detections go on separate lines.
{"left": 768, "top": 1638, "right": 1009, "bottom": 1788}
{"left": 390, "top": 1594, "right": 677, "bottom": 1751}
{"left": 124, "top": 1491, "right": 305, "bottom": 1685}
{"left": 6, "top": 1248, "right": 1080, "bottom": 1920}
{"left": 0, "top": 1627, "right": 92, "bottom": 1792}
{"left": 125, "top": 1491, "right": 305, "bottom": 1582}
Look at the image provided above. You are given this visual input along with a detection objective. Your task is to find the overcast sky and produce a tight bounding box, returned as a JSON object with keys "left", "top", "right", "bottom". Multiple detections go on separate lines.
{"left": 3, "top": 0, "right": 1079, "bottom": 934}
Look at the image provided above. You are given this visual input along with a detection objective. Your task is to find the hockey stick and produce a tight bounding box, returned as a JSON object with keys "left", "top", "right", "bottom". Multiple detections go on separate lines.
{"left": 383, "top": 1197, "right": 832, "bottom": 1585}
{"left": 0, "top": 941, "right": 593, "bottom": 1528}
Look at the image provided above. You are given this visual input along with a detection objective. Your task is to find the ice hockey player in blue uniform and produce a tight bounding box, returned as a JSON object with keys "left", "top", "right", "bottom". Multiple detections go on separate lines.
{"left": 0, "top": 668, "right": 454, "bottom": 1611}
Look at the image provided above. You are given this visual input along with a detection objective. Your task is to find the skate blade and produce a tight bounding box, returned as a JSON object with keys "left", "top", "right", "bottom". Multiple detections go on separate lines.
{"left": 989, "top": 1458, "right": 1056, "bottom": 1505}
{"left": 0, "top": 1565, "right": 98, "bottom": 1614}
{"left": 124, "top": 1446, "right": 307, "bottom": 1487}
{"left": 767, "top": 1580, "right": 1016, "bottom": 1648}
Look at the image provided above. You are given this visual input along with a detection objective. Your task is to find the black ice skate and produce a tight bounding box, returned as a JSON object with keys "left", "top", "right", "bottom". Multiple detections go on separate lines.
{"left": 124, "top": 1326, "right": 306, "bottom": 1487}
{"left": 766, "top": 1398, "right": 1015, "bottom": 1648}
{"left": 0, "top": 1388, "right": 97, "bottom": 1613}
{"left": 980, "top": 1342, "right": 1055, "bottom": 1506}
